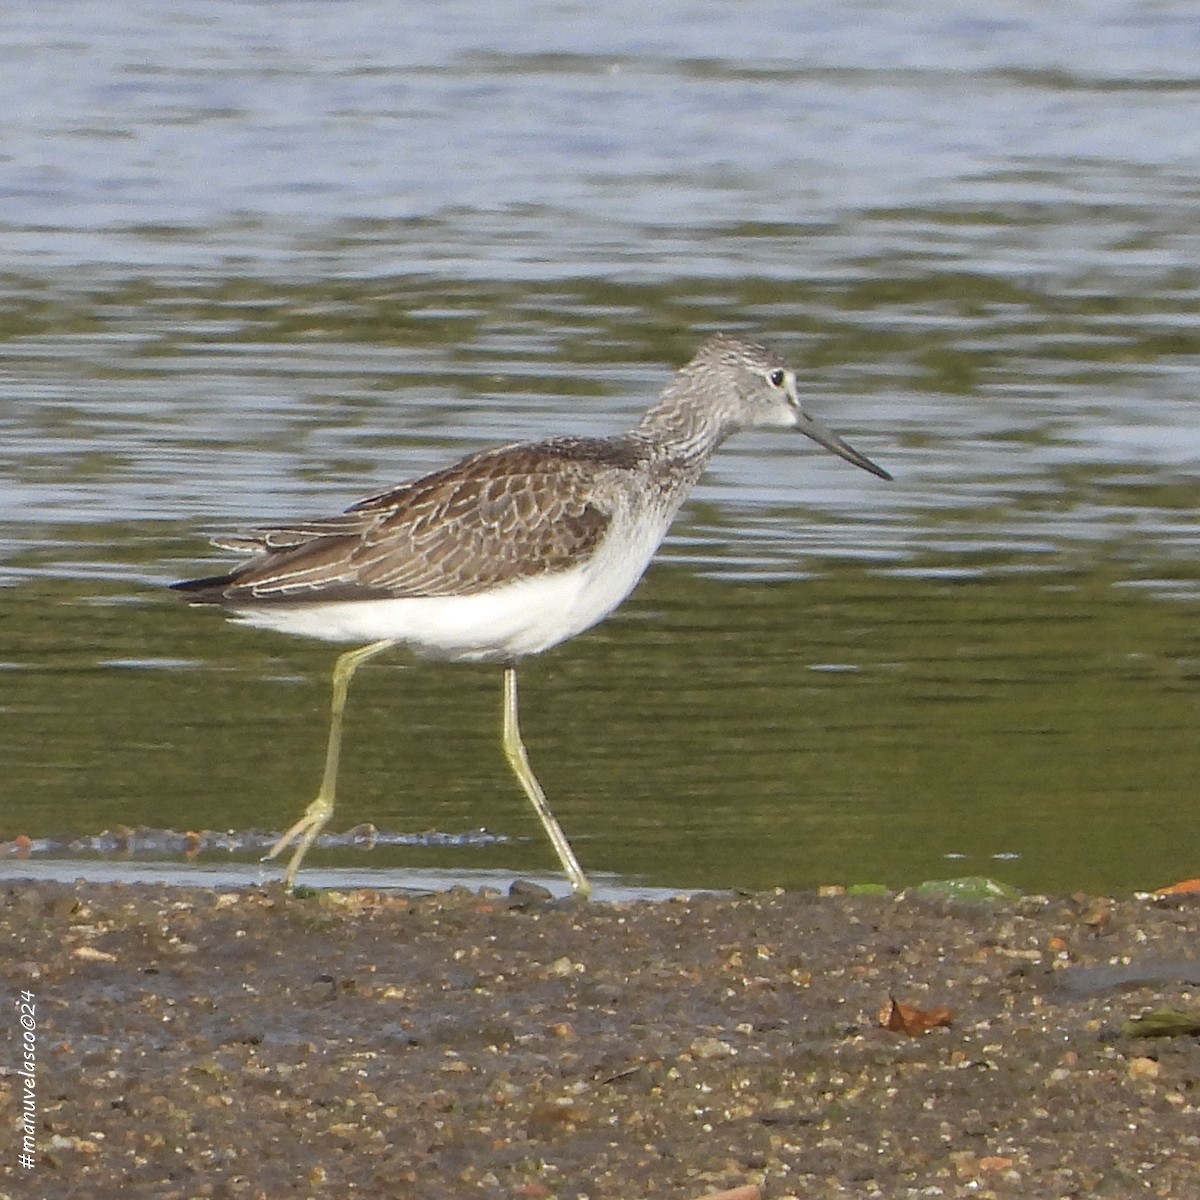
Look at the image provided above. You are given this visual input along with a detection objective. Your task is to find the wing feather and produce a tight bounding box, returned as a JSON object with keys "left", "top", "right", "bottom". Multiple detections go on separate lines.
{"left": 174, "top": 438, "right": 643, "bottom": 606}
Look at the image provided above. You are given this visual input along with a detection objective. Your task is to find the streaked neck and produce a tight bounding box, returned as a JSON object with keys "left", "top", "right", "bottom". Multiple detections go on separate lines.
{"left": 631, "top": 380, "right": 732, "bottom": 468}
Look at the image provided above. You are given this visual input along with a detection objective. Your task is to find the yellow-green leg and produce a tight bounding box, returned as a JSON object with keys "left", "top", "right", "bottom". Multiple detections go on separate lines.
{"left": 501, "top": 665, "right": 591, "bottom": 898}
{"left": 266, "top": 638, "right": 397, "bottom": 887}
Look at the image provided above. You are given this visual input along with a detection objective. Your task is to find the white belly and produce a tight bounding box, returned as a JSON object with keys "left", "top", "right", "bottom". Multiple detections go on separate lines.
{"left": 227, "top": 508, "right": 671, "bottom": 663}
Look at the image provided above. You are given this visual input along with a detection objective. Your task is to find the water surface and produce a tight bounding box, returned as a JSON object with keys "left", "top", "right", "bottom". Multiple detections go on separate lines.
{"left": 2, "top": 1, "right": 1199, "bottom": 894}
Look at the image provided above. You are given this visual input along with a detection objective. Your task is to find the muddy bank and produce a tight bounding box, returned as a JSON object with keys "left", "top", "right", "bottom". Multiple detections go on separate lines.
{"left": 2, "top": 881, "right": 1198, "bottom": 1199}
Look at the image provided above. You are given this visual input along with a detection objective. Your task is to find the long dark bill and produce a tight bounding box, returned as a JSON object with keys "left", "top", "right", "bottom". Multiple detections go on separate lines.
{"left": 795, "top": 409, "right": 892, "bottom": 481}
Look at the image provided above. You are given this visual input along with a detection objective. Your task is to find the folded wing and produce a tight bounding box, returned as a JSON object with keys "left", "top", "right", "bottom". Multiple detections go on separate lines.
{"left": 173, "top": 441, "right": 625, "bottom": 605}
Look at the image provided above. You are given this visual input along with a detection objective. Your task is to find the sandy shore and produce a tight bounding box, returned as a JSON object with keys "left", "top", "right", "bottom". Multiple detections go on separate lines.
{"left": 3, "top": 880, "right": 1198, "bottom": 1199}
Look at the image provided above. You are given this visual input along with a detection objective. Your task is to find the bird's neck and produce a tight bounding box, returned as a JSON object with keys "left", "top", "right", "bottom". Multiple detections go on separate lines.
{"left": 631, "top": 384, "right": 732, "bottom": 471}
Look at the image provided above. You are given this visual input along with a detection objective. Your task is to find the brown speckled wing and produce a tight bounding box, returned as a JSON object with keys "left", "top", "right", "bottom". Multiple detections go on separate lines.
{"left": 177, "top": 438, "right": 643, "bottom": 605}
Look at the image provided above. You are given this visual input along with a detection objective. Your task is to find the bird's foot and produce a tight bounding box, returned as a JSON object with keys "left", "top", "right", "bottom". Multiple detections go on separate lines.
{"left": 264, "top": 795, "right": 333, "bottom": 888}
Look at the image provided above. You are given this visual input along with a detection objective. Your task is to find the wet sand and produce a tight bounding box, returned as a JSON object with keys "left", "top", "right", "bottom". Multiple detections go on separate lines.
{"left": 3, "top": 880, "right": 1198, "bottom": 1199}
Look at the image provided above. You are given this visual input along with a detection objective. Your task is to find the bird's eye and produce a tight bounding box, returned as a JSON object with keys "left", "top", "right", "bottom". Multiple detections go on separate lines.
{"left": 767, "top": 368, "right": 786, "bottom": 388}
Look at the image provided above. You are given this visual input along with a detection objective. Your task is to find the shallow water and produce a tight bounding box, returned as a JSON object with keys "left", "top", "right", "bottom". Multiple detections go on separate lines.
{"left": 2, "top": 1, "right": 1199, "bottom": 893}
